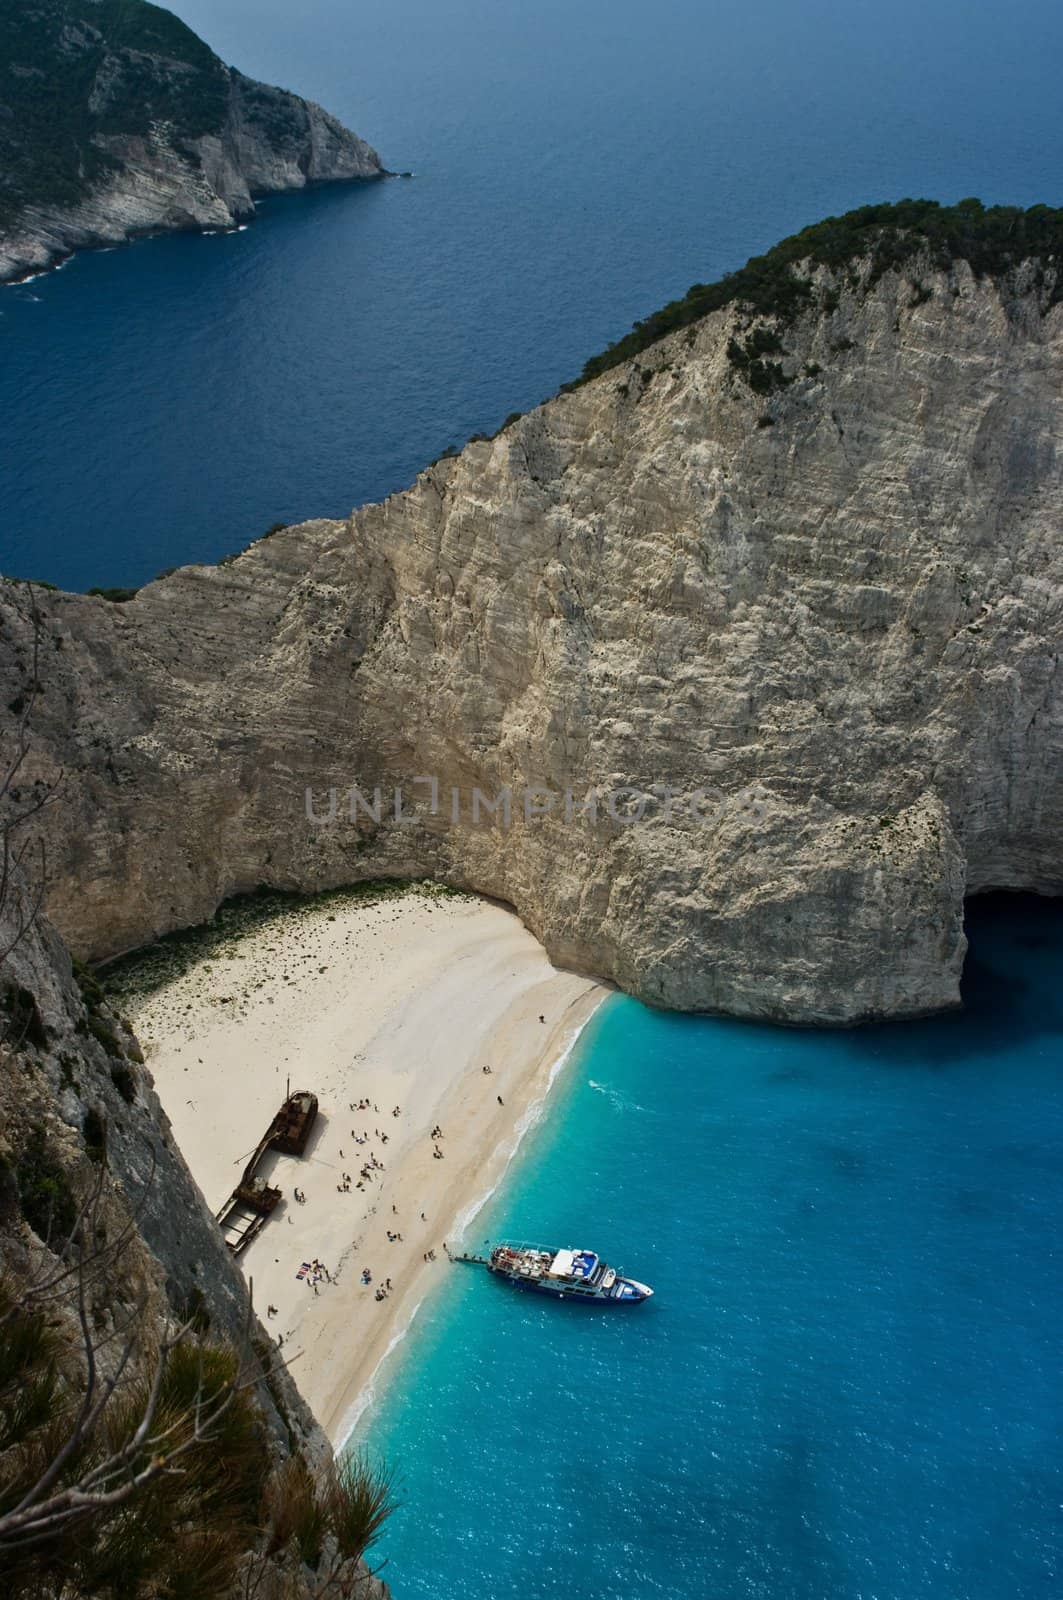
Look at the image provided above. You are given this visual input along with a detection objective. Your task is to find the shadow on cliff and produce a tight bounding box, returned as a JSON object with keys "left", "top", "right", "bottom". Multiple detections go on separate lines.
{"left": 846, "top": 891, "right": 1063, "bottom": 1067}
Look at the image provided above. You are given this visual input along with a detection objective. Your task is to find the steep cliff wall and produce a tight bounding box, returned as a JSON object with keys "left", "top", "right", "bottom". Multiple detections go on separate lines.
{"left": 2, "top": 231, "right": 1061, "bottom": 1025}
{"left": 0, "top": 876, "right": 391, "bottom": 1595}
{"left": 0, "top": 0, "right": 384, "bottom": 283}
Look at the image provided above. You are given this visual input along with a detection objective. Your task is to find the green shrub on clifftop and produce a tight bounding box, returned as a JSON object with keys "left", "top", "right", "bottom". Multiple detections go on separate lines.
{"left": 568, "top": 198, "right": 1063, "bottom": 388}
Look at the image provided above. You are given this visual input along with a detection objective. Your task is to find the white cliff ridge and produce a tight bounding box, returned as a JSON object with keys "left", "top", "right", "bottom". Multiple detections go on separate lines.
{"left": 2, "top": 244, "right": 1061, "bottom": 1024}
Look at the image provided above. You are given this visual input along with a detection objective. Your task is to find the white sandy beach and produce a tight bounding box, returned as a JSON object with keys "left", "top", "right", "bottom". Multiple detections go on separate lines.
{"left": 122, "top": 889, "right": 606, "bottom": 1446}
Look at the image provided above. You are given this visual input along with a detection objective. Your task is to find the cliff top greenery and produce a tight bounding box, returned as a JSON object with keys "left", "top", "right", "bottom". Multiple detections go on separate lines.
{"left": 571, "top": 198, "right": 1063, "bottom": 388}
{"left": 0, "top": 0, "right": 231, "bottom": 226}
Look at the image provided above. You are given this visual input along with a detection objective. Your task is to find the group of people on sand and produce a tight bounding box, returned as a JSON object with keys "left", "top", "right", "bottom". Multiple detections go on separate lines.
{"left": 287, "top": 1041, "right": 545, "bottom": 1331}
{"left": 297, "top": 1257, "right": 331, "bottom": 1296}
{"left": 264, "top": 1010, "right": 562, "bottom": 1357}
{"left": 350, "top": 1124, "right": 389, "bottom": 1149}
{"left": 361, "top": 1265, "right": 394, "bottom": 1303}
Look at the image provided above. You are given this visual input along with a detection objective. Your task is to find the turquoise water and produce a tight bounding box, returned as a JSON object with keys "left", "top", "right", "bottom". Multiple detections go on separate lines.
{"left": 3, "top": 0, "right": 1063, "bottom": 589}
{"left": 360, "top": 895, "right": 1062, "bottom": 1598}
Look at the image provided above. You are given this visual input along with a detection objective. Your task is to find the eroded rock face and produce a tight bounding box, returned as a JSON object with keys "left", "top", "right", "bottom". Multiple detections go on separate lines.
{"left": 0, "top": 877, "right": 390, "bottom": 1596}
{"left": 0, "top": 30, "right": 383, "bottom": 283}
{"left": 3, "top": 257, "right": 1061, "bottom": 1023}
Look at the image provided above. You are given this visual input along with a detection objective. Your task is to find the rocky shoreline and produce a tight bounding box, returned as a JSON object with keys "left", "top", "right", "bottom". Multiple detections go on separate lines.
{"left": 0, "top": 170, "right": 388, "bottom": 288}
{"left": 0, "top": 95, "right": 386, "bottom": 285}
{"left": 0, "top": 6, "right": 385, "bottom": 285}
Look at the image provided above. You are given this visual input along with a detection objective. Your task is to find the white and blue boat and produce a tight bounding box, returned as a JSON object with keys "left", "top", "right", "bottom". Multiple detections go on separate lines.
{"left": 482, "top": 1241, "right": 653, "bottom": 1303}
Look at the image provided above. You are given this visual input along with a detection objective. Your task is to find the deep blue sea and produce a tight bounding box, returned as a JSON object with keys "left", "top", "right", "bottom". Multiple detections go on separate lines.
{"left": 2, "top": 0, "right": 1063, "bottom": 589}
{"left": 358, "top": 895, "right": 1062, "bottom": 1599}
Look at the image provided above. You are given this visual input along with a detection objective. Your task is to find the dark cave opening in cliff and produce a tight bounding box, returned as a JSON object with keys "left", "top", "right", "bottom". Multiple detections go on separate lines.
{"left": 960, "top": 890, "right": 1063, "bottom": 1035}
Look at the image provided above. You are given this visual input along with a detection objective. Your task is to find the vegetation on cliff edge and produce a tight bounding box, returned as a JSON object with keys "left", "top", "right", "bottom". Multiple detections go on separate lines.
{"left": 0, "top": 0, "right": 232, "bottom": 226}
{"left": 568, "top": 198, "right": 1063, "bottom": 388}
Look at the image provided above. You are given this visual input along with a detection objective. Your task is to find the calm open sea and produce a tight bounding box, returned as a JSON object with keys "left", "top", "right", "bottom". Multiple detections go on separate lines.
{"left": 1, "top": 0, "right": 1062, "bottom": 589}
{"left": 357, "top": 896, "right": 1062, "bottom": 1599}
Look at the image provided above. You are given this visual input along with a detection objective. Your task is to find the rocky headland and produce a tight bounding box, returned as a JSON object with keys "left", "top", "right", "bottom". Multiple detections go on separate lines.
{"left": 2, "top": 201, "right": 1062, "bottom": 1028}
{"left": 0, "top": 0, "right": 384, "bottom": 283}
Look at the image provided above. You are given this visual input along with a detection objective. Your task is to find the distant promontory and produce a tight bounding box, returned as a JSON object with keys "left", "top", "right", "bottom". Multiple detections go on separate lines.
{"left": 0, "top": 0, "right": 385, "bottom": 282}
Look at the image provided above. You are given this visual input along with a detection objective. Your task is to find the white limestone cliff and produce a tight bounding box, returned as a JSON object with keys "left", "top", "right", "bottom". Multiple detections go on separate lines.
{"left": 2, "top": 253, "right": 1060, "bottom": 1024}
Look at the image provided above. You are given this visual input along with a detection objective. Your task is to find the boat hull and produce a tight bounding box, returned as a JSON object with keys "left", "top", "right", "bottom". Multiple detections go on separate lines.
{"left": 488, "top": 1269, "right": 653, "bottom": 1304}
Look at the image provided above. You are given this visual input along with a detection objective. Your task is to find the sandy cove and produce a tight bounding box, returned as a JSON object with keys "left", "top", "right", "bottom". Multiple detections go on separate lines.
{"left": 118, "top": 888, "right": 607, "bottom": 1446}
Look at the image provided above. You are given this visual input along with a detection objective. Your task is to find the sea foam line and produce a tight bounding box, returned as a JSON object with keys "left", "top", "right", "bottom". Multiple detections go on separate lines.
{"left": 335, "top": 994, "right": 605, "bottom": 1453}
{"left": 4, "top": 254, "right": 74, "bottom": 288}
{"left": 336, "top": 1292, "right": 429, "bottom": 1447}
{"left": 451, "top": 1012, "right": 591, "bottom": 1245}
